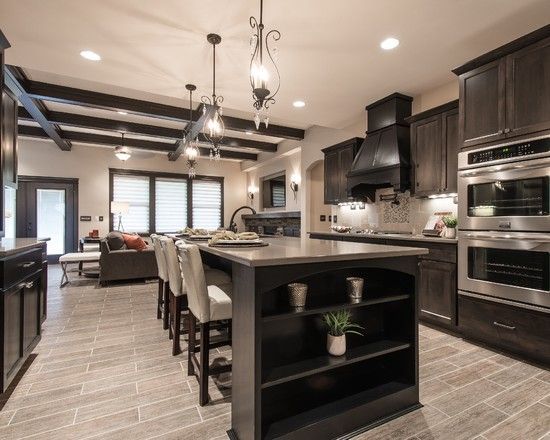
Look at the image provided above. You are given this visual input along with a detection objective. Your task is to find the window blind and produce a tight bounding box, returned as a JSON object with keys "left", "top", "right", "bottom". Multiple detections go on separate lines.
{"left": 112, "top": 174, "right": 150, "bottom": 233}
{"left": 272, "top": 182, "right": 286, "bottom": 207}
{"left": 155, "top": 178, "right": 188, "bottom": 233}
{"left": 192, "top": 180, "right": 222, "bottom": 230}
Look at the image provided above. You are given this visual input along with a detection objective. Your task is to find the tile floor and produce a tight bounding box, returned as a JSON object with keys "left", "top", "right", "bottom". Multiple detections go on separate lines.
{"left": 0, "top": 265, "right": 548, "bottom": 439}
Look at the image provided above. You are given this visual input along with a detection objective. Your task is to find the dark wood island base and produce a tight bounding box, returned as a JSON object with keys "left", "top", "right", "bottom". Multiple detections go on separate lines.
{"left": 196, "top": 238, "right": 426, "bottom": 440}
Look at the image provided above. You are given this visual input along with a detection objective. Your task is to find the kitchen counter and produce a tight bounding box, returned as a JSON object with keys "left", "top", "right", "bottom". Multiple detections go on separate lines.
{"left": 194, "top": 236, "right": 424, "bottom": 439}
{"left": 0, "top": 237, "right": 50, "bottom": 257}
{"left": 193, "top": 236, "right": 428, "bottom": 267}
{"left": 308, "top": 231, "right": 458, "bottom": 244}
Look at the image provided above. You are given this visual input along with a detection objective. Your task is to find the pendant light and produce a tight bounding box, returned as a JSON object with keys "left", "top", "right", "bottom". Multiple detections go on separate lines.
{"left": 201, "top": 33, "right": 225, "bottom": 161}
{"left": 114, "top": 133, "right": 131, "bottom": 161}
{"left": 249, "top": 0, "right": 281, "bottom": 129}
{"left": 183, "top": 84, "right": 200, "bottom": 178}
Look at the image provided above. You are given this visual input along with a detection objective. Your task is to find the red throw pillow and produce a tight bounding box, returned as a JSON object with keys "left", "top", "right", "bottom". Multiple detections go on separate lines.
{"left": 122, "top": 233, "right": 147, "bottom": 251}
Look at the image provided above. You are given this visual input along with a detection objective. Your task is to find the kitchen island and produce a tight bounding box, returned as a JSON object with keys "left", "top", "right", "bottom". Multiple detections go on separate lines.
{"left": 194, "top": 237, "right": 428, "bottom": 440}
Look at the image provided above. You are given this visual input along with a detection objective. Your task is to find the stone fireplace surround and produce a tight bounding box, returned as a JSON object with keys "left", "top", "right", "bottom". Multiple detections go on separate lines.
{"left": 242, "top": 211, "right": 301, "bottom": 237}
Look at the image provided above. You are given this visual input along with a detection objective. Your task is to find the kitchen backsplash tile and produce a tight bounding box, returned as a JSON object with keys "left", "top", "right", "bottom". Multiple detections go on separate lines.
{"left": 332, "top": 188, "right": 457, "bottom": 234}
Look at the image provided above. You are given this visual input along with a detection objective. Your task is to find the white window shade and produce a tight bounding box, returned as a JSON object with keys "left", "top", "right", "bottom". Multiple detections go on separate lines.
{"left": 192, "top": 180, "right": 222, "bottom": 230}
{"left": 155, "top": 178, "right": 188, "bottom": 233}
{"left": 112, "top": 174, "right": 150, "bottom": 232}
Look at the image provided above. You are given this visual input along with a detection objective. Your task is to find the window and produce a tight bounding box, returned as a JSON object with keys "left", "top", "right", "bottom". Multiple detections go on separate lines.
{"left": 112, "top": 174, "right": 150, "bottom": 233}
{"left": 109, "top": 169, "right": 223, "bottom": 233}
{"left": 155, "top": 178, "right": 188, "bottom": 233}
{"left": 192, "top": 180, "right": 222, "bottom": 230}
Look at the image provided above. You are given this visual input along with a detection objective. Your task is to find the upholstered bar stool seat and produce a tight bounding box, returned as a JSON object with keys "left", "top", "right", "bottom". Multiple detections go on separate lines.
{"left": 151, "top": 234, "right": 170, "bottom": 329}
{"left": 176, "top": 242, "right": 232, "bottom": 406}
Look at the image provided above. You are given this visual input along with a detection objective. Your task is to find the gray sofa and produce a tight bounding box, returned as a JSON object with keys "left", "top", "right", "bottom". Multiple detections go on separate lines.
{"left": 99, "top": 232, "right": 158, "bottom": 284}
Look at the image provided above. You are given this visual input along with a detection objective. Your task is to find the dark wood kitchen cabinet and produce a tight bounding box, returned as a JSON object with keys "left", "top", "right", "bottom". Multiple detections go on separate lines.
{"left": 407, "top": 101, "right": 459, "bottom": 197}
{"left": 0, "top": 30, "right": 11, "bottom": 238}
{"left": 1, "top": 88, "right": 18, "bottom": 189}
{"left": 453, "top": 25, "right": 550, "bottom": 149}
{"left": 322, "top": 137, "right": 363, "bottom": 204}
{"left": 418, "top": 260, "right": 456, "bottom": 328}
{"left": 0, "top": 242, "right": 46, "bottom": 392}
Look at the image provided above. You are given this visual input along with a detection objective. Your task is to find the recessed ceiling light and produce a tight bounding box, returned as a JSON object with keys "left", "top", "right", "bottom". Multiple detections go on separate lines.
{"left": 117, "top": 111, "right": 128, "bottom": 115}
{"left": 245, "top": 131, "right": 253, "bottom": 135}
{"left": 80, "top": 50, "right": 101, "bottom": 61}
{"left": 293, "top": 100, "right": 306, "bottom": 108}
{"left": 380, "top": 37, "right": 399, "bottom": 50}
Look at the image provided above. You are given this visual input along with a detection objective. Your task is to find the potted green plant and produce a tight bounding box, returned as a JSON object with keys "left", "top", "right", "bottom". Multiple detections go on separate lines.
{"left": 442, "top": 215, "right": 457, "bottom": 239}
{"left": 323, "top": 310, "right": 364, "bottom": 356}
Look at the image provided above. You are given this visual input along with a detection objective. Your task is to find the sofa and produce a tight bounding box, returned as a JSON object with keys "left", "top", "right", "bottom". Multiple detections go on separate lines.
{"left": 99, "top": 231, "right": 158, "bottom": 284}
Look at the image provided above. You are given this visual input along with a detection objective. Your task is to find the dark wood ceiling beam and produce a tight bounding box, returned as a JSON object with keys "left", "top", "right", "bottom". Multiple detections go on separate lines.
{"left": 18, "top": 124, "right": 257, "bottom": 161}
{"left": 18, "top": 107, "right": 277, "bottom": 153}
{"left": 4, "top": 66, "right": 71, "bottom": 151}
{"left": 22, "top": 76, "right": 305, "bottom": 140}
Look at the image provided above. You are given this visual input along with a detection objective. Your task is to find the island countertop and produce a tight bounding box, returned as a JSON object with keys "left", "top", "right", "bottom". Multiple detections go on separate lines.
{"left": 0, "top": 238, "right": 49, "bottom": 257}
{"left": 191, "top": 236, "right": 428, "bottom": 267}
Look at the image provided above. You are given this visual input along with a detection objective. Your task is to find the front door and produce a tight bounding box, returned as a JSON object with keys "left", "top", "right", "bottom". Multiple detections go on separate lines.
{"left": 16, "top": 177, "right": 78, "bottom": 263}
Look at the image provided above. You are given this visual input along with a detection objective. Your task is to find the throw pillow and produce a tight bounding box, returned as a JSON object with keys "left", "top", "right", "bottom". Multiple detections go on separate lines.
{"left": 122, "top": 233, "right": 148, "bottom": 251}
{"left": 106, "top": 231, "right": 125, "bottom": 250}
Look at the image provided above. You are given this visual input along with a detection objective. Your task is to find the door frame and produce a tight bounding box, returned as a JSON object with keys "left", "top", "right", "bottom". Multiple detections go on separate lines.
{"left": 17, "top": 176, "right": 79, "bottom": 263}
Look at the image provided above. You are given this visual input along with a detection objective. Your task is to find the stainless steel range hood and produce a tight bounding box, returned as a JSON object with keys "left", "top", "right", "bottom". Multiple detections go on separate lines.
{"left": 347, "top": 93, "right": 413, "bottom": 202}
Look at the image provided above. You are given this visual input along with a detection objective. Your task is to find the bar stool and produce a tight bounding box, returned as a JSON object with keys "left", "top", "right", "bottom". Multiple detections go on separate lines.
{"left": 176, "top": 242, "right": 232, "bottom": 406}
{"left": 160, "top": 237, "right": 232, "bottom": 356}
{"left": 150, "top": 234, "right": 169, "bottom": 330}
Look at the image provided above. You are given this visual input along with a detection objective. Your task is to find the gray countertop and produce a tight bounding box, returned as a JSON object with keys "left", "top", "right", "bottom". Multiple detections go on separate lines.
{"left": 193, "top": 236, "right": 428, "bottom": 267}
{"left": 309, "top": 231, "right": 458, "bottom": 244}
{"left": 0, "top": 238, "right": 49, "bottom": 257}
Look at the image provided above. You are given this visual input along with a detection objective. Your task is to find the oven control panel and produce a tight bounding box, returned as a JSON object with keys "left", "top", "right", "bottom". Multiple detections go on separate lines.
{"left": 468, "top": 137, "right": 550, "bottom": 164}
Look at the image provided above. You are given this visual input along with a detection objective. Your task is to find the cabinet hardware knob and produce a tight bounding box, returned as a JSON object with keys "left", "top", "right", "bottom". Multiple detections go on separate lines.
{"left": 22, "top": 261, "right": 36, "bottom": 268}
{"left": 493, "top": 321, "right": 515, "bottom": 331}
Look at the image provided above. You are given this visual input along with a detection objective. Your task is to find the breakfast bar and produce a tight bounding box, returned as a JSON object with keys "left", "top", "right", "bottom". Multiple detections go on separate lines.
{"left": 195, "top": 237, "right": 428, "bottom": 440}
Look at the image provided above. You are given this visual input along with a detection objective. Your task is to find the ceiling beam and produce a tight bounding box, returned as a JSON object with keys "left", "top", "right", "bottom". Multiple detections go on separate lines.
{"left": 4, "top": 66, "right": 71, "bottom": 151}
{"left": 18, "top": 124, "right": 257, "bottom": 161}
{"left": 22, "top": 76, "right": 305, "bottom": 140}
{"left": 18, "top": 107, "right": 278, "bottom": 153}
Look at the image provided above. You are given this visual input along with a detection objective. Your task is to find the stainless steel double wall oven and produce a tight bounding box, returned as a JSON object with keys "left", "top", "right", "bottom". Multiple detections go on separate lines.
{"left": 457, "top": 135, "right": 550, "bottom": 309}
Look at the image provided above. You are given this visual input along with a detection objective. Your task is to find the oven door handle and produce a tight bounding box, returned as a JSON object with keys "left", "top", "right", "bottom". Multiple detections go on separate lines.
{"left": 463, "top": 233, "right": 550, "bottom": 243}
{"left": 458, "top": 157, "right": 550, "bottom": 176}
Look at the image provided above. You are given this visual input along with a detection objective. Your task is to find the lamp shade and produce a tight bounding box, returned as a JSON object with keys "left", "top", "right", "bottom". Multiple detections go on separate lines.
{"left": 110, "top": 201, "right": 130, "bottom": 215}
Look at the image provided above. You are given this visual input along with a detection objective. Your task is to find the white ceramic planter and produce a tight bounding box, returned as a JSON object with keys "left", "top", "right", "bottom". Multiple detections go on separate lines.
{"left": 444, "top": 227, "right": 456, "bottom": 239}
{"left": 327, "top": 334, "right": 346, "bottom": 356}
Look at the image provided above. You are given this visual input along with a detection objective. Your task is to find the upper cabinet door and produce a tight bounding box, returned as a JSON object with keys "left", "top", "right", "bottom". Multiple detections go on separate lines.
{"left": 459, "top": 59, "right": 506, "bottom": 148}
{"left": 338, "top": 145, "right": 355, "bottom": 202}
{"left": 442, "top": 109, "right": 459, "bottom": 193}
{"left": 324, "top": 150, "right": 339, "bottom": 204}
{"left": 506, "top": 36, "right": 550, "bottom": 137}
{"left": 412, "top": 115, "right": 442, "bottom": 196}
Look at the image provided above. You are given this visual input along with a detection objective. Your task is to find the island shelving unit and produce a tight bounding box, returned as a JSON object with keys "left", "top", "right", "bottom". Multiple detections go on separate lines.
{"left": 195, "top": 237, "right": 427, "bottom": 440}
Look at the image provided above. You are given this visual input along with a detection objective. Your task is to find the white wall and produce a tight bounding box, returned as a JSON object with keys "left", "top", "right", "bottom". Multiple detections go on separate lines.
{"left": 17, "top": 138, "right": 247, "bottom": 238}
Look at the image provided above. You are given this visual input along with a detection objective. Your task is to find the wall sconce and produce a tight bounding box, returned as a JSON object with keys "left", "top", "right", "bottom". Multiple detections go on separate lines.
{"left": 289, "top": 175, "right": 299, "bottom": 201}
{"left": 247, "top": 184, "right": 258, "bottom": 201}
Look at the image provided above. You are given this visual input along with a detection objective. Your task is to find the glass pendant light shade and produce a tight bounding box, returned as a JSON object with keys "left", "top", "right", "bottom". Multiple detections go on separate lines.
{"left": 114, "top": 146, "right": 131, "bottom": 161}
{"left": 114, "top": 133, "right": 131, "bottom": 161}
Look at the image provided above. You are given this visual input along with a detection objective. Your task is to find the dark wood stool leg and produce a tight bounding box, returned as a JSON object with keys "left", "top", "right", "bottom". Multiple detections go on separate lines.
{"left": 157, "top": 279, "right": 163, "bottom": 320}
{"left": 188, "top": 311, "right": 196, "bottom": 376}
{"left": 163, "top": 281, "right": 170, "bottom": 330}
{"left": 172, "top": 296, "right": 182, "bottom": 356}
{"left": 168, "top": 290, "right": 174, "bottom": 340}
{"left": 199, "top": 322, "right": 210, "bottom": 406}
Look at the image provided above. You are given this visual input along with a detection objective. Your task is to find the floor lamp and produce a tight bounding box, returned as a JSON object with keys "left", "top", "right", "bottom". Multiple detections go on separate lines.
{"left": 110, "top": 201, "right": 130, "bottom": 232}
